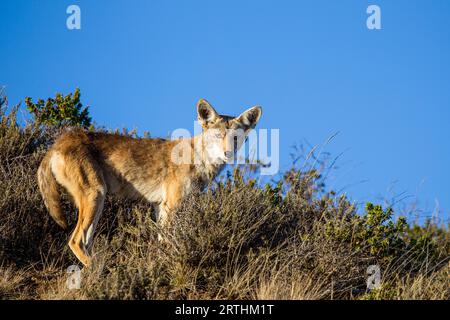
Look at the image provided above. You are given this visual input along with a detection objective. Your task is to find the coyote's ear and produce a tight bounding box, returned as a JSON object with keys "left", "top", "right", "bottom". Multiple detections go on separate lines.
{"left": 197, "top": 99, "right": 218, "bottom": 127}
{"left": 236, "top": 106, "right": 262, "bottom": 130}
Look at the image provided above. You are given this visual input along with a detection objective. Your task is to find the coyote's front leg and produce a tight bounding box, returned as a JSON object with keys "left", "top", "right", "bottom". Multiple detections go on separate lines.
{"left": 156, "top": 181, "right": 184, "bottom": 241}
{"left": 155, "top": 204, "right": 175, "bottom": 242}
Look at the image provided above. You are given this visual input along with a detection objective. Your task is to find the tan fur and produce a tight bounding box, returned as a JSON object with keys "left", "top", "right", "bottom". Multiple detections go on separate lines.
{"left": 37, "top": 99, "right": 262, "bottom": 266}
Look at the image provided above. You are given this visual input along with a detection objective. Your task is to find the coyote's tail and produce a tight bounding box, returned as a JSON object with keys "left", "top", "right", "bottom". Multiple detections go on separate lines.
{"left": 37, "top": 153, "right": 68, "bottom": 229}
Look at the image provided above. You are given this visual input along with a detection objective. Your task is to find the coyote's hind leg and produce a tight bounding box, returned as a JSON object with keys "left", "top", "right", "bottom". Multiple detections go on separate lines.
{"left": 50, "top": 152, "right": 106, "bottom": 267}
{"left": 68, "top": 185, "right": 106, "bottom": 267}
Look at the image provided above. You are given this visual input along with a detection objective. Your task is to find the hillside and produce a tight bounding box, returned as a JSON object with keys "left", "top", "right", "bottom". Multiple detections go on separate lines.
{"left": 0, "top": 95, "right": 448, "bottom": 300}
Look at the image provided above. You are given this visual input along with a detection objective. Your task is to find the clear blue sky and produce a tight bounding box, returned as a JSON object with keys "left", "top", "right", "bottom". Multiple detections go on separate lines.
{"left": 1, "top": 0, "right": 449, "bottom": 222}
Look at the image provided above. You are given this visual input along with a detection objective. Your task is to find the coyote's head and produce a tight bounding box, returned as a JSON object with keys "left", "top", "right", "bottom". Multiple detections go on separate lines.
{"left": 197, "top": 99, "right": 262, "bottom": 165}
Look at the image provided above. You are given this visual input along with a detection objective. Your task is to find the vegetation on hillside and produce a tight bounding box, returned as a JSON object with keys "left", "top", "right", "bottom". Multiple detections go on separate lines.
{"left": 0, "top": 90, "right": 448, "bottom": 299}
{"left": 25, "top": 88, "right": 91, "bottom": 128}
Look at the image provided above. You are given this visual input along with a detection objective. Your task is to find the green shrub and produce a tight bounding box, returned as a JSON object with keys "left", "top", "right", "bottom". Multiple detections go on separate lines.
{"left": 25, "top": 88, "right": 91, "bottom": 128}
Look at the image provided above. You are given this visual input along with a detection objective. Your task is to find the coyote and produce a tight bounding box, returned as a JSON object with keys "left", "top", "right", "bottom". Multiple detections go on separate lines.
{"left": 37, "top": 99, "right": 262, "bottom": 266}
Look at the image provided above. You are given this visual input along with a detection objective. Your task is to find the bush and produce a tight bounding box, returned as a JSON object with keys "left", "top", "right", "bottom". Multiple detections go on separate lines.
{"left": 25, "top": 88, "right": 91, "bottom": 128}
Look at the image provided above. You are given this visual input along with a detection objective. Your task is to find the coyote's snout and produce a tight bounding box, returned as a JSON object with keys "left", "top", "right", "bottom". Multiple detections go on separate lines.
{"left": 37, "top": 99, "right": 262, "bottom": 266}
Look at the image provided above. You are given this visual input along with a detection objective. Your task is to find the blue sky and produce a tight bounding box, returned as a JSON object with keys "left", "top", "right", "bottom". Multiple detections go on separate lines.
{"left": 1, "top": 0, "right": 449, "bottom": 222}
